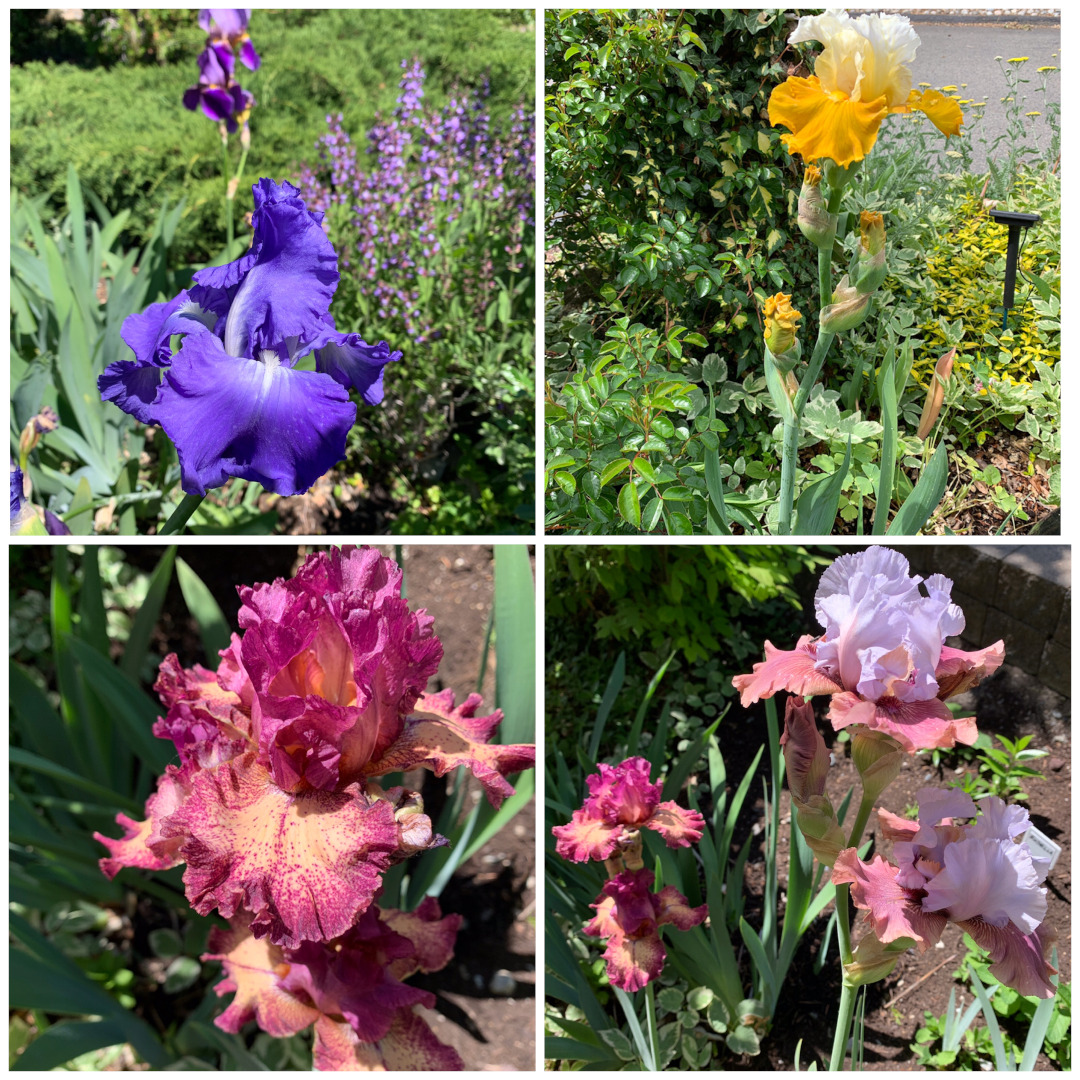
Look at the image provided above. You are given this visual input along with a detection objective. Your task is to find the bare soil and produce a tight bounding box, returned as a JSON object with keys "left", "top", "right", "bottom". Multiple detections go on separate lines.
{"left": 724, "top": 663, "right": 1070, "bottom": 1070}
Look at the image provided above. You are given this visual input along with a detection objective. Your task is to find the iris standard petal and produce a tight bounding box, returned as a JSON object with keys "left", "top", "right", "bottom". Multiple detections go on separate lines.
{"left": 155, "top": 332, "right": 356, "bottom": 496}
{"left": 220, "top": 179, "right": 340, "bottom": 359}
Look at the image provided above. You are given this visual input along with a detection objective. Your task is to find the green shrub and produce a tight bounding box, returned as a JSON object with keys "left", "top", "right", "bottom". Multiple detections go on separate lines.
{"left": 546, "top": 8, "right": 819, "bottom": 370}
{"left": 12, "top": 9, "right": 534, "bottom": 265}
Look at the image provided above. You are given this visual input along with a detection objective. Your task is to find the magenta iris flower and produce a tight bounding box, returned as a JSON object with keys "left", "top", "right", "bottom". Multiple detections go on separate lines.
{"left": 98, "top": 180, "right": 402, "bottom": 496}
{"left": 95, "top": 547, "right": 534, "bottom": 950}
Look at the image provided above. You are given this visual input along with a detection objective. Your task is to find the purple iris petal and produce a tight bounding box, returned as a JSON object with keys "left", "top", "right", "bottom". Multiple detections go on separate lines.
{"left": 155, "top": 331, "right": 356, "bottom": 496}
{"left": 314, "top": 319, "right": 401, "bottom": 405}
{"left": 199, "top": 9, "right": 260, "bottom": 69}
{"left": 191, "top": 180, "right": 339, "bottom": 359}
{"left": 44, "top": 509, "right": 71, "bottom": 536}
{"left": 100, "top": 294, "right": 215, "bottom": 423}
{"left": 239, "top": 38, "right": 260, "bottom": 71}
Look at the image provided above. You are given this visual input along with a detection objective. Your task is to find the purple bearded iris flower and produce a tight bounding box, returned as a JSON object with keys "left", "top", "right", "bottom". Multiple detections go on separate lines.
{"left": 200, "top": 9, "right": 261, "bottom": 71}
{"left": 98, "top": 179, "right": 402, "bottom": 496}
{"left": 182, "top": 45, "right": 254, "bottom": 133}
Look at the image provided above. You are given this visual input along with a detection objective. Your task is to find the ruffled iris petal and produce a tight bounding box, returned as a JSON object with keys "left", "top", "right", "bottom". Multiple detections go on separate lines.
{"left": 827, "top": 691, "right": 977, "bottom": 752}
{"left": 769, "top": 75, "right": 890, "bottom": 166}
{"left": 551, "top": 807, "right": 620, "bottom": 863}
{"left": 313, "top": 1011, "right": 465, "bottom": 1071}
{"left": 956, "top": 919, "right": 1057, "bottom": 999}
{"left": 218, "top": 179, "right": 339, "bottom": 359}
{"left": 315, "top": 321, "right": 402, "bottom": 405}
{"left": 164, "top": 755, "right": 398, "bottom": 948}
{"left": 643, "top": 801, "right": 706, "bottom": 849}
{"left": 732, "top": 634, "right": 844, "bottom": 706}
{"left": 155, "top": 331, "right": 355, "bottom": 496}
{"left": 906, "top": 88, "right": 964, "bottom": 137}
{"left": 368, "top": 688, "right": 536, "bottom": 807}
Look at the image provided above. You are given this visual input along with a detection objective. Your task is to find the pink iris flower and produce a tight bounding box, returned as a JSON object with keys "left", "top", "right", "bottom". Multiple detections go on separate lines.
{"left": 95, "top": 547, "right": 535, "bottom": 950}
{"left": 584, "top": 868, "right": 707, "bottom": 992}
{"left": 551, "top": 756, "right": 705, "bottom": 863}
{"left": 205, "top": 897, "right": 463, "bottom": 1068}
{"left": 733, "top": 547, "right": 1004, "bottom": 752}
{"left": 833, "top": 787, "right": 1057, "bottom": 998}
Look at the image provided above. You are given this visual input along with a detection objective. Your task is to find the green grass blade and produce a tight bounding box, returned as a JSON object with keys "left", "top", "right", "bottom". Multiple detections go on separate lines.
{"left": 587, "top": 651, "right": 625, "bottom": 762}
{"left": 493, "top": 545, "right": 534, "bottom": 744}
{"left": 14, "top": 1018, "right": 130, "bottom": 1071}
{"left": 9, "top": 746, "right": 140, "bottom": 813}
{"left": 120, "top": 547, "right": 176, "bottom": 682}
{"left": 872, "top": 349, "right": 898, "bottom": 534}
{"left": 176, "top": 557, "right": 231, "bottom": 663}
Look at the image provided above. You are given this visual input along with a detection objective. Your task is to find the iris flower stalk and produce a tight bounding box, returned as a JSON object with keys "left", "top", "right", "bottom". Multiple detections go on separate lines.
{"left": 765, "top": 11, "right": 963, "bottom": 534}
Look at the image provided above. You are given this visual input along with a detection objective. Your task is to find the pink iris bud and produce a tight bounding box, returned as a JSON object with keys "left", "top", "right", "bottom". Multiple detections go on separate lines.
{"left": 95, "top": 547, "right": 535, "bottom": 950}
{"left": 552, "top": 756, "right": 705, "bottom": 865}
{"left": 583, "top": 868, "right": 707, "bottom": 992}
{"left": 733, "top": 547, "right": 1005, "bottom": 753}
{"left": 781, "top": 699, "right": 848, "bottom": 866}
{"left": 916, "top": 347, "right": 956, "bottom": 440}
{"left": 833, "top": 787, "right": 1056, "bottom": 997}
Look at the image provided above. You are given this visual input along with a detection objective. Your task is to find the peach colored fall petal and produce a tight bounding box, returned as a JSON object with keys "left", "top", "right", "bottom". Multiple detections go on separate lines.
{"left": 832, "top": 849, "right": 948, "bottom": 947}
{"left": 164, "top": 753, "right": 398, "bottom": 948}
{"left": 828, "top": 692, "right": 977, "bottom": 752}
{"left": 382, "top": 897, "right": 463, "bottom": 981}
{"left": 934, "top": 641, "right": 1006, "bottom": 699}
{"left": 313, "top": 1010, "right": 464, "bottom": 1071}
{"left": 643, "top": 801, "right": 707, "bottom": 849}
{"left": 732, "top": 635, "right": 843, "bottom": 706}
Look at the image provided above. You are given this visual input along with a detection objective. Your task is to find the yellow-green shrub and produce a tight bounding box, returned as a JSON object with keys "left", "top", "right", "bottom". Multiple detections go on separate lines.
{"left": 911, "top": 181, "right": 1059, "bottom": 389}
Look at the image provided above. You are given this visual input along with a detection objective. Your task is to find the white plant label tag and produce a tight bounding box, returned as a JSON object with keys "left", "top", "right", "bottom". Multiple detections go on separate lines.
{"left": 1022, "top": 826, "right": 1061, "bottom": 872}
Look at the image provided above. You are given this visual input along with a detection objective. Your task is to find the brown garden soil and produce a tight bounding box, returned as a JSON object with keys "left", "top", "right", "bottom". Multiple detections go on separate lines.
{"left": 723, "top": 663, "right": 1070, "bottom": 1070}
{"left": 15, "top": 544, "right": 535, "bottom": 1070}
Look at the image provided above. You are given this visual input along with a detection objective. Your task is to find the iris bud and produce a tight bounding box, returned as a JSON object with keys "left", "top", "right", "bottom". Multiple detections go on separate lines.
{"left": 854, "top": 210, "right": 888, "bottom": 294}
{"left": 821, "top": 275, "right": 872, "bottom": 334}
{"left": 798, "top": 165, "right": 837, "bottom": 249}
{"left": 763, "top": 292, "right": 802, "bottom": 362}
{"left": 916, "top": 347, "right": 956, "bottom": 439}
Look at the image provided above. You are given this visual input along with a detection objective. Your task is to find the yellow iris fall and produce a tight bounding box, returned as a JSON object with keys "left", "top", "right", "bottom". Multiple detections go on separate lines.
{"left": 769, "top": 11, "right": 963, "bottom": 167}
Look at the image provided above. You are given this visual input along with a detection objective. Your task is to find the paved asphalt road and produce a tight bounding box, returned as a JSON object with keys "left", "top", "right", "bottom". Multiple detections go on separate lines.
{"left": 903, "top": 17, "right": 1061, "bottom": 175}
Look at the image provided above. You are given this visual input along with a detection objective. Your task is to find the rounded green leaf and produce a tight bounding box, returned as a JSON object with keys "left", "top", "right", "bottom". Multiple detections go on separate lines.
{"left": 668, "top": 511, "right": 693, "bottom": 535}
{"left": 555, "top": 472, "right": 577, "bottom": 495}
{"left": 652, "top": 416, "right": 676, "bottom": 438}
{"left": 617, "top": 482, "right": 641, "bottom": 528}
{"left": 634, "top": 458, "right": 659, "bottom": 484}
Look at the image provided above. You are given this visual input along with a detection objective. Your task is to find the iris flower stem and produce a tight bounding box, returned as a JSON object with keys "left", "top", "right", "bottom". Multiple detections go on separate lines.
{"left": 159, "top": 493, "right": 205, "bottom": 535}
{"left": 644, "top": 980, "right": 660, "bottom": 1070}
{"left": 847, "top": 792, "right": 876, "bottom": 853}
{"left": 222, "top": 136, "right": 233, "bottom": 254}
{"left": 776, "top": 327, "right": 835, "bottom": 533}
{"left": 829, "top": 973, "right": 858, "bottom": 1071}
{"left": 776, "top": 178, "right": 847, "bottom": 534}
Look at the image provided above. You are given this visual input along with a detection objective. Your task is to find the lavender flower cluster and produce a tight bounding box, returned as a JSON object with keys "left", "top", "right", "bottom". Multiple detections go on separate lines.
{"left": 297, "top": 59, "right": 535, "bottom": 345}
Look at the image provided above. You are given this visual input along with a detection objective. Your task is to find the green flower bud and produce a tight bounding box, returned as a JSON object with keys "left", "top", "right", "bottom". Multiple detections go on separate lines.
{"left": 821, "top": 275, "right": 872, "bottom": 334}
{"left": 798, "top": 165, "right": 838, "bottom": 249}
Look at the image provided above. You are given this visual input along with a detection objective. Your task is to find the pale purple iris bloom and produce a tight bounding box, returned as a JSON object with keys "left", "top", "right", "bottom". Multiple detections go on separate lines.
{"left": 814, "top": 547, "right": 965, "bottom": 705}
{"left": 98, "top": 179, "right": 401, "bottom": 496}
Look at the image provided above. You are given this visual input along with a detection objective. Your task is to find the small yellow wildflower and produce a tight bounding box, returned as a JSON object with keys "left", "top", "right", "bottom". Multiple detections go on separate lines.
{"left": 1007, "top": 56, "right": 1029, "bottom": 63}
{"left": 941, "top": 85, "right": 958, "bottom": 92}
{"left": 1026, "top": 111, "right": 1042, "bottom": 117}
{"left": 1037, "top": 66, "right": 1058, "bottom": 72}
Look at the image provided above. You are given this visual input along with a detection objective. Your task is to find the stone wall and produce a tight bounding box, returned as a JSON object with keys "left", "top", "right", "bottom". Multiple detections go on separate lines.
{"left": 905, "top": 545, "right": 1070, "bottom": 698}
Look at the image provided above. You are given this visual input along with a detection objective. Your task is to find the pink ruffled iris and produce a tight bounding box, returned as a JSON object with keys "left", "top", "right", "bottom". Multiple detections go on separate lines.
{"left": 732, "top": 548, "right": 1004, "bottom": 752}
{"left": 833, "top": 787, "right": 1056, "bottom": 998}
{"left": 95, "top": 547, "right": 535, "bottom": 953}
{"left": 584, "top": 868, "right": 707, "bottom": 991}
{"left": 551, "top": 757, "right": 705, "bottom": 863}
{"left": 204, "top": 896, "right": 464, "bottom": 1068}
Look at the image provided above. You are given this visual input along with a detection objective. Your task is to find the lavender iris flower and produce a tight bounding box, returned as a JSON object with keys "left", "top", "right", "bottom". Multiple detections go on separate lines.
{"left": 98, "top": 179, "right": 401, "bottom": 496}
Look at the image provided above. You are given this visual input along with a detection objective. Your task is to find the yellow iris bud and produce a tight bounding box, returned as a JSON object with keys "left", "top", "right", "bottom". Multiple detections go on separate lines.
{"left": 763, "top": 293, "right": 802, "bottom": 360}
{"left": 854, "top": 210, "right": 887, "bottom": 293}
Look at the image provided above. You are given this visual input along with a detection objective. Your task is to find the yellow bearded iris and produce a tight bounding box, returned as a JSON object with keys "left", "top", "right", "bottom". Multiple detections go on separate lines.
{"left": 769, "top": 11, "right": 963, "bottom": 166}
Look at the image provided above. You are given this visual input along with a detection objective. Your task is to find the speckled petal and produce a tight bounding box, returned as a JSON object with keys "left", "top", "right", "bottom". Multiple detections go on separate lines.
{"left": 382, "top": 897, "right": 462, "bottom": 980}
{"left": 551, "top": 807, "right": 620, "bottom": 863}
{"left": 643, "top": 801, "right": 706, "bottom": 849}
{"left": 94, "top": 813, "right": 181, "bottom": 879}
{"left": 368, "top": 689, "right": 535, "bottom": 807}
{"left": 204, "top": 916, "right": 319, "bottom": 1036}
{"left": 313, "top": 1010, "right": 464, "bottom": 1071}
{"left": 164, "top": 753, "right": 398, "bottom": 948}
